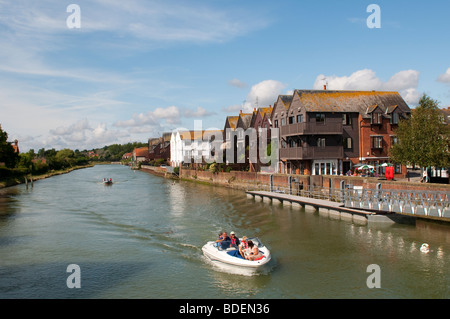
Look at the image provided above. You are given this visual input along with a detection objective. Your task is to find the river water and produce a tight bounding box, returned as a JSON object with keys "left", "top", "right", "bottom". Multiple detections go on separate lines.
{"left": 0, "top": 164, "right": 448, "bottom": 299}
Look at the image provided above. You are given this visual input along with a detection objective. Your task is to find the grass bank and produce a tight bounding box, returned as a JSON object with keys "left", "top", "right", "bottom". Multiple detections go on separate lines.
{"left": 0, "top": 163, "right": 94, "bottom": 189}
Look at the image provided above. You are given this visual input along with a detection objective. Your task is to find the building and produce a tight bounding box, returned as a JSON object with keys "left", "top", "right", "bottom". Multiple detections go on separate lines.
{"left": 249, "top": 106, "right": 273, "bottom": 172}
{"left": 170, "top": 130, "right": 222, "bottom": 167}
{"left": 272, "top": 89, "right": 410, "bottom": 177}
{"left": 133, "top": 147, "right": 149, "bottom": 162}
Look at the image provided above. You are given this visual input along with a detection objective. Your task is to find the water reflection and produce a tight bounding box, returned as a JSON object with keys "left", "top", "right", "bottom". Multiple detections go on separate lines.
{"left": 0, "top": 187, "right": 21, "bottom": 218}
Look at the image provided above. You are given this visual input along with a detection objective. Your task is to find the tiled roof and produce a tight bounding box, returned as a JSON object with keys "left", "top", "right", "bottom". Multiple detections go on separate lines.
{"left": 278, "top": 95, "right": 293, "bottom": 110}
{"left": 226, "top": 116, "right": 239, "bottom": 129}
{"left": 238, "top": 113, "right": 253, "bottom": 129}
{"left": 293, "top": 90, "right": 410, "bottom": 116}
{"left": 134, "top": 147, "right": 148, "bottom": 157}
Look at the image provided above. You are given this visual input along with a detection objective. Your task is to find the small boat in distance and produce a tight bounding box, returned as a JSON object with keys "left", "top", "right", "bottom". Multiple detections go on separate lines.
{"left": 202, "top": 237, "right": 271, "bottom": 269}
{"left": 103, "top": 178, "right": 113, "bottom": 185}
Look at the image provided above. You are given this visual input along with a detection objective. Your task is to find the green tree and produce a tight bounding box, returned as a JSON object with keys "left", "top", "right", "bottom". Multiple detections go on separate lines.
{"left": 390, "top": 94, "right": 450, "bottom": 169}
{"left": 0, "top": 125, "right": 18, "bottom": 168}
{"left": 18, "top": 149, "right": 36, "bottom": 171}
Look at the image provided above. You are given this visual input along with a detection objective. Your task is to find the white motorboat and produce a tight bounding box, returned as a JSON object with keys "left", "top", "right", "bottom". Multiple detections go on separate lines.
{"left": 202, "top": 237, "right": 271, "bottom": 269}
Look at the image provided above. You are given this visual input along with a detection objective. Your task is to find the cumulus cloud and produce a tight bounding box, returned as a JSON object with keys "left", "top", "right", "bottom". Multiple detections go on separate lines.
{"left": 243, "top": 80, "right": 286, "bottom": 111}
{"left": 222, "top": 79, "right": 286, "bottom": 113}
{"left": 114, "top": 105, "right": 217, "bottom": 131}
{"left": 184, "top": 106, "right": 216, "bottom": 118}
{"left": 114, "top": 105, "right": 181, "bottom": 128}
{"left": 313, "top": 69, "right": 421, "bottom": 105}
{"left": 437, "top": 68, "right": 450, "bottom": 83}
{"left": 44, "top": 119, "right": 130, "bottom": 150}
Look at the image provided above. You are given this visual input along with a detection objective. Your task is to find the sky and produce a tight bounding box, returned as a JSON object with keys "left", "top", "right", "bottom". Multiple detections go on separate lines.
{"left": 1, "top": 0, "right": 449, "bottom": 152}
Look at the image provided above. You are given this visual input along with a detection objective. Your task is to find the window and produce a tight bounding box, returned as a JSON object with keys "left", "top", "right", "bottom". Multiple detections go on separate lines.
{"left": 391, "top": 112, "right": 399, "bottom": 124}
{"left": 371, "top": 112, "right": 382, "bottom": 125}
{"left": 394, "top": 164, "right": 402, "bottom": 174}
{"left": 371, "top": 136, "right": 383, "bottom": 149}
{"left": 343, "top": 137, "right": 352, "bottom": 149}
{"left": 289, "top": 138, "right": 296, "bottom": 148}
{"left": 317, "top": 137, "right": 326, "bottom": 148}
{"left": 316, "top": 113, "right": 325, "bottom": 124}
{"left": 274, "top": 119, "right": 278, "bottom": 128}
{"left": 297, "top": 114, "right": 303, "bottom": 123}
{"left": 281, "top": 118, "right": 285, "bottom": 126}
{"left": 342, "top": 113, "right": 352, "bottom": 125}
{"left": 289, "top": 116, "right": 295, "bottom": 124}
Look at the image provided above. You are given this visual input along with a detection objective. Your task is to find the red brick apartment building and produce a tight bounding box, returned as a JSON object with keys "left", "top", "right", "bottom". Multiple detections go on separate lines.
{"left": 272, "top": 89, "right": 410, "bottom": 178}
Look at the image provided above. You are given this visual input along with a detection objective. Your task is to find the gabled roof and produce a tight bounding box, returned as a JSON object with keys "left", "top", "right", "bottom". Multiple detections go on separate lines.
{"left": 237, "top": 112, "right": 253, "bottom": 129}
{"left": 279, "top": 95, "right": 293, "bottom": 110}
{"left": 224, "top": 116, "right": 239, "bottom": 130}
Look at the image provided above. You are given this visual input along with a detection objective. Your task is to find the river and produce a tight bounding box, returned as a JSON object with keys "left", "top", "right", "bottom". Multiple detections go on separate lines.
{"left": 0, "top": 164, "right": 448, "bottom": 299}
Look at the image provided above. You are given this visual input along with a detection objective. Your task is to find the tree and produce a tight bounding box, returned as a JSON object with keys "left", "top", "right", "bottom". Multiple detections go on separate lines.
{"left": 0, "top": 125, "right": 18, "bottom": 168}
{"left": 390, "top": 94, "right": 450, "bottom": 170}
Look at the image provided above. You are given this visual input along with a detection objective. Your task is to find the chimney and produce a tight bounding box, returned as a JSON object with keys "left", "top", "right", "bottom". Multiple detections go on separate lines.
{"left": 324, "top": 84, "right": 327, "bottom": 90}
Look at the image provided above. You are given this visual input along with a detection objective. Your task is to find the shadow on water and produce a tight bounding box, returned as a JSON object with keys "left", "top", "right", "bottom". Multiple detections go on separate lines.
{"left": 0, "top": 261, "right": 150, "bottom": 299}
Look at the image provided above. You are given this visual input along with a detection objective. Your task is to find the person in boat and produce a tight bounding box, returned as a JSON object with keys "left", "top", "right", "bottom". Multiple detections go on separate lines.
{"left": 245, "top": 240, "right": 263, "bottom": 261}
{"left": 215, "top": 231, "right": 230, "bottom": 248}
{"left": 239, "top": 236, "right": 249, "bottom": 258}
{"left": 229, "top": 231, "right": 240, "bottom": 248}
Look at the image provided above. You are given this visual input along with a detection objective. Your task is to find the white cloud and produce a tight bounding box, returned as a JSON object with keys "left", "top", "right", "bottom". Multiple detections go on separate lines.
{"left": 245, "top": 80, "right": 286, "bottom": 111}
{"left": 114, "top": 105, "right": 181, "bottom": 129}
{"left": 184, "top": 107, "right": 216, "bottom": 118}
{"left": 437, "top": 68, "right": 450, "bottom": 83}
{"left": 222, "top": 79, "right": 286, "bottom": 114}
{"left": 314, "top": 69, "right": 421, "bottom": 105}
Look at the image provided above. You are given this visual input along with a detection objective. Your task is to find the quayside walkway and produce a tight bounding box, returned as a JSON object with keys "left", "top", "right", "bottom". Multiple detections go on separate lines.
{"left": 245, "top": 190, "right": 409, "bottom": 224}
{"left": 245, "top": 181, "right": 450, "bottom": 224}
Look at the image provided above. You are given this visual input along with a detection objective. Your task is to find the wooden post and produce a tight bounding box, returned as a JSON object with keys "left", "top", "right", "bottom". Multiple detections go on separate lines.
{"left": 24, "top": 176, "right": 28, "bottom": 189}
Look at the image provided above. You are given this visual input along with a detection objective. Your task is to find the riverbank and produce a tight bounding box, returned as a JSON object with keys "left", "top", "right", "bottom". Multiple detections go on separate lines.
{"left": 140, "top": 165, "right": 450, "bottom": 193}
{"left": 0, "top": 163, "right": 94, "bottom": 189}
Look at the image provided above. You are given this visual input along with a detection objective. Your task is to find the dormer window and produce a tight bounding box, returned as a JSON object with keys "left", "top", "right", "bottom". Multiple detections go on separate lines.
{"left": 391, "top": 112, "right": 399, "bottom": 124}
{"left": 371, "top": 113, "right": 382, "bottom": 125}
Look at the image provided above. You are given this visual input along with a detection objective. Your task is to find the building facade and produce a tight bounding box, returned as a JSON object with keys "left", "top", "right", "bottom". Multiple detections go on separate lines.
{"left": 272, "top": 89, "right": 410, "bottom": 177}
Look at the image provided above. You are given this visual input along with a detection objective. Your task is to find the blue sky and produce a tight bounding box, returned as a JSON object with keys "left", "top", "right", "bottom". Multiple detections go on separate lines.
{"left": 1, "top": 0, "right": 449, "bottom": 151}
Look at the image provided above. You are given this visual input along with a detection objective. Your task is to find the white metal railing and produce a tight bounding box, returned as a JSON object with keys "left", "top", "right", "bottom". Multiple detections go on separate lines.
{"left": 246, "top": 179, "right": 450, "bottom": 219}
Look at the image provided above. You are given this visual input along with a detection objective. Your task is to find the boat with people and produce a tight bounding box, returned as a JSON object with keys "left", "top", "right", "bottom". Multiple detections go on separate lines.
{"left": 202, "top": 236, "right": 271, "bottom": 269}
{"left": 102, "top": 178, "right": 113, "bottom": 185}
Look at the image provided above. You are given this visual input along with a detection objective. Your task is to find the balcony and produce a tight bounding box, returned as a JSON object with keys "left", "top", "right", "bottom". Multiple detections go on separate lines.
{"left": 280, "top": 122, "right": 343, "bottom": 136}
{"left": 280, "top": 146, "right": 344, "bottom": 160}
